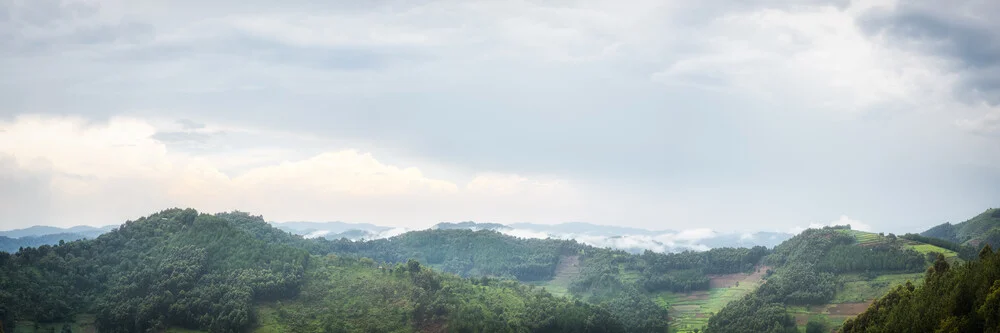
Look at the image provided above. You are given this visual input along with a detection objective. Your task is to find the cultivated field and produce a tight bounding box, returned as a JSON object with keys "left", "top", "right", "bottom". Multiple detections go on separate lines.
{"left": 659, "top": 266, "right": 770, "bottom": 332}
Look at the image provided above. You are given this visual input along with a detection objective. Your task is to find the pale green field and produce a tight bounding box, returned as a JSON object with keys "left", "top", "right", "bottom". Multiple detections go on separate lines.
{"left": 659, "top": 269, "right": 768, "bottom": 333}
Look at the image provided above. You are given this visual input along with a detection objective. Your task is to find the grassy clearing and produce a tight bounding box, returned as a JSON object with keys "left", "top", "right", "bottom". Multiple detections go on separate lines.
{"left": 792, "top": 272, "right": 926, "bottom": 331}
{"left": 660, "top": 268, "right": 769, "bottom": 333}
{"left": 528, "top": 255, "right": 581, "bottom": 297}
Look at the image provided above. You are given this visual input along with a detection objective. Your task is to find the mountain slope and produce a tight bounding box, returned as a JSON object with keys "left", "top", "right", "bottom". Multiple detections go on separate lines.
{"left": 0, "top": 225, "right": 114, "bottom": 238}
{"left": 842, "top": 246, "right": 1000, "bottom": 333}
{"left": 922, "top": 208, "right": 1000, "bottom": 247}
{"left": 703, "top": 226, "right": 955, "bottom": 333}
{"left": 0, "top": 209, "right": 628, "bottom": 333}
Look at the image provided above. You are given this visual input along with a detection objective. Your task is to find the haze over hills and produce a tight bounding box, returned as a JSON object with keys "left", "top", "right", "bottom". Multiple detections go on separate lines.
{"left": 0, "top": 225, "right": 117, "bottom": 253}
{"left": 0, "top": 225, "right": 115, "bottom": 239}
{"left": 272, "top": 220, "right": 795, "bottom": 254}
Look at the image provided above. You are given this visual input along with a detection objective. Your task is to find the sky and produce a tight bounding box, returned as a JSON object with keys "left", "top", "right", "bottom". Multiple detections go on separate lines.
{"left": 1, "top": 0, "right": 998, "bottom": 233}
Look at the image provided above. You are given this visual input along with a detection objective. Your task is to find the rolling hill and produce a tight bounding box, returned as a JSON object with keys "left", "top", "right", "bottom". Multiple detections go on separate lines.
{"left": 2, "top": 208, "right": 992, "bottom": 333}
{"left": 922, "top": 208, "right": 1000, "bottom": 248}
{"left": 0, "top": 209, "right": 627, "bottom": 333}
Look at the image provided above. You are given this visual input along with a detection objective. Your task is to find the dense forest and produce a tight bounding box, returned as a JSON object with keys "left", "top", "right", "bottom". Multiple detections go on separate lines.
{"left": 842, "top": 246, "right": 1000, "bottom": 332}
{"left": 0, "top": 209, "right": 627, "bottom": 333}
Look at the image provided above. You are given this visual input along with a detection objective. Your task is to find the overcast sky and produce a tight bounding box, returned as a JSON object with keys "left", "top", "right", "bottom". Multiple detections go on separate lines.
{"left": 1, "top": 0, "right": 998, "bottom": 233}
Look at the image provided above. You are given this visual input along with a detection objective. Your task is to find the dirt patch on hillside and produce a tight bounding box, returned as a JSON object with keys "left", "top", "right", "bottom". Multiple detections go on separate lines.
{"left": 708, "top": 266, "right": 770, "bottom": 288}
{"left": 553, "top": 255, "right": 580, "bottom": 281}
{"left": 685, "top": 292, "right": 710, "bottom": 301}
{"left": 827, "top": 302, "right": 872, "bottom": 316}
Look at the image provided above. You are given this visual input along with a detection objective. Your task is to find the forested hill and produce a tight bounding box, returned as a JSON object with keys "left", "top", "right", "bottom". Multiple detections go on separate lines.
{"left": 842, "top": 246, "right": 1000, "bottom": 332}
{"left": 0, "top": 209, "right": 627, "bottom": 333}
{"left": 922, "top": 208, "right": 1000, "bottom": 249}
{"left": 703, "top": 226, "right": 949, "bottom": 333}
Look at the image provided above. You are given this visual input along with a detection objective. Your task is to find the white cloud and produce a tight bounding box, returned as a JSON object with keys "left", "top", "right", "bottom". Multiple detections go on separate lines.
{"left": 0, "top": 115, "right": 585, "bottom": 228}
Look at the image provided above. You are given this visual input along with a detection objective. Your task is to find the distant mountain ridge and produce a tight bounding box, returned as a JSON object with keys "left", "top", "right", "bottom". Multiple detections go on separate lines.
{"left": 920, "top": 208, "right": 1000, "bottom": 248}
{"left": 0, "top": 218, "right": 794, "bottom": 254}
{"left": 276, "top": 220, "right": 793, "bottom": 254}
{"left": 0, "top": 225, "right": 114, "bottom": 238}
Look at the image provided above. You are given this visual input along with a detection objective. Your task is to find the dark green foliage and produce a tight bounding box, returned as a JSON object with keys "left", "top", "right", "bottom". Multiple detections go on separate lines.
{"left": 805, "top": 321, "right": 825, "bottom": 333}
{"left": 815, "top": 245, "right": 925, "bottom": 273}
{"left": 702, "top": 292, "right": 797, "bottom": 333}
{"left": 0, "top": 208, "right": 308, "bottom": 333}
{"left": 842, "top": 246, "right": 1000, "bottom": 333}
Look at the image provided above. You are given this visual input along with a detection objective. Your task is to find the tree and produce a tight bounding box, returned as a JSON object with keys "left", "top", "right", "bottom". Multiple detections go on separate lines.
{"left": 806, "top": 321, "right": 825, "bottom": 333}
{"left": 407, "top": 259, "right": 421, "bottom": 273}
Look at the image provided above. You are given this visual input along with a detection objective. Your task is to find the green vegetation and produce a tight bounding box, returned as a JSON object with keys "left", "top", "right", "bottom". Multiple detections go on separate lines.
{"left": 921, "top": 208, "right": 1000, "bottom": 248}
{"left": 0, "top": 209, "right": 307, "bottom": 333}
{"left": 3, "top": 208, "right": 993, "bottom": 333}
{"left": 325, "top": 229, "right": 570, "bottom": 281}
{"left": 842, "top": 247, "right": 1000, "bottom": 332}
{"left": 256, "top": 255, "right": 622, "bottom": 333}
{"left": 703, "top": 226, "right": 944, "bottom": 333}
{"left": 0, "top": 209, "right": 628, "bottom": 333}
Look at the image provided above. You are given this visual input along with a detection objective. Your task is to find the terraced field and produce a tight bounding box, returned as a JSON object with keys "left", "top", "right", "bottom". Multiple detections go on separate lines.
{"left": 529, "top": 255, "right": 580, "bottom": 297}
{"left": 658, "top": 266, "right": 770, "bottom": 333}
{"left": 795, "top": 230, "right": 956, "bottom": 331}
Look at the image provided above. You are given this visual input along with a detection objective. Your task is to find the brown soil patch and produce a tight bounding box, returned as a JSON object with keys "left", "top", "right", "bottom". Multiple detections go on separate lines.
{"left": 685, "top": 292, "right": 710, "bottom": 301}
{"left": 707, "top": 265, "right": 771, "bottom": 288}
{"left": 795, "top": 314, "right": 810, "bottom": 326}
{"left": 827, "top": 302, "right": 872, "bottom": 316}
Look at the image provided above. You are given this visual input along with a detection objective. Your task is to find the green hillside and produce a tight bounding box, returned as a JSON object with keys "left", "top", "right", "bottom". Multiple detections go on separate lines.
{"left": 842, "top": 246, "right": 1000, "bottom": 333}
{"left": 922, "top": 208, "right": 1000, "bottom": 248}
{"left": 703, "top": 226, "right": 958, "bottom": 333}
{"left": 0, "top": 209, "right": 625, "bottom": 333}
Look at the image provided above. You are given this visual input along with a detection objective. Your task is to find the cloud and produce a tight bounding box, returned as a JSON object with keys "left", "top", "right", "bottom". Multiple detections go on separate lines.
{"left": 0, "top": 115, "right": 585, "bottom": 227}
{"left": 859, "top": 0, "right": 1000, "bottom": 105}
{"left": 2, "top": 0, "right": 999, "bottom": 233}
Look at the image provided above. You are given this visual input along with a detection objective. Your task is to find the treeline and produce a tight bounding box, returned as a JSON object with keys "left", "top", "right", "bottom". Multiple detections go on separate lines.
{"left": 842, "top": 247, "right": 1000, "bottom": 333}
{"left": 0, "top": 233, "right": 91, "bottom": 253}
{"left": 815, "top": 244, "right": 926, "bottom": 273}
